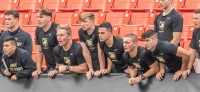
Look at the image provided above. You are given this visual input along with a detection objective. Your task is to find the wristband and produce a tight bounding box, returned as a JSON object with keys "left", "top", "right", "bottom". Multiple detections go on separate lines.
{"left": 141, "top": 74, "right": 145, "bottom": 80}
{"left": 66, "top": 65, "right": 70, "bottom": 71}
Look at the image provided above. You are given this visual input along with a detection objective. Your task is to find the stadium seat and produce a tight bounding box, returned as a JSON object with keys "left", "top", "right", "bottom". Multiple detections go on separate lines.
{"left": 106, "top": 12, "right": 131, "bottom": 26}
{"left": 55, "top": 12, "right": 80, "bottom": 25}
{"left": 93, "top": 12, "right": 106, "bottom": 25}
{"left": 43, "top": 0, "right": 67, "bottom": 12}
{"left": 0, "top": 25, "right": 7, "bottom": 30}
{"left": 83, "top": 0, "right": 114, "bottom": 12}
{"left": 0, "top": 13, "right": 5, "bottom": 26}
{"left": 179, "top": 0, "right": 200, "bottom": 12}
{"left": 112, "top": 25, "right": 120, "bottom": 36}
{"left": 182, "top": 12, "right": 194, "bottom": 25}
{"left": 28, "top": 12, "right": 56, "bottom": 26}
{"left": 18, "top": 12, "right": 31, "bottom": 26}
{"left": 181, "top": 25, "right": 194, "bottom": 40}
{"left": 138, "top": 40, "right": 144, "bottom": 47}
{"left": 119, "top": 25, "right": 145, "bottom": 40}
{"left": 133, "top": 0, "right": 185, "bottom": 13}
{"left": 130, "top": 12, "right": 156, "bottom": 26}
{"left": 0, "top": 0, "right": 19, "bottom": 11}
{"left": 146, "top": 25, "right": 154, "bottom": 30}
{"left": 17, "top": 0, "right": 43, "bottom": 12}
{"left": 132, "top": 0, "right": 159, "bottom": 12}
{"left": 70, "top": 25, "right": 82, "bottom": 41}
{"left": 183, "top": 39, "right": 191, "bottom": 51}
{"left": 59, "top": 0, "right": 90, "bottom": 12}
{"left": 111, "top": 0, "right": 138, "bottom": 12}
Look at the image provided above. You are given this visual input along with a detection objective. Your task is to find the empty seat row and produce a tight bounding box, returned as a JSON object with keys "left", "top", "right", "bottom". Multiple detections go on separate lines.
{"left": 0, "top": 0, "right": 199, "bottom": 13}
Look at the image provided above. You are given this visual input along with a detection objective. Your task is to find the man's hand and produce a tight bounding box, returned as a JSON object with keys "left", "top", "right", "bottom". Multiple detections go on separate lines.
{"left": 182, "top": 69, "right": 191, "bottom": 79}
{"left": 94, "top": 70, "right": 102, "bottom": 77}
{"left": 101, "top": 69, "right": 110, "bottom": 75}
{"left": 173, "top": 70, "right": 183, "bottom": 82}
{"left": 32, "top": 70, "right": 41, "bottom": 79}
{"left": 156, "top": 69, "right": 165, "bottom": 81}
{"left": 3, "top": 70, "right": 11, "bottom": 77}
{"left": 48, "top": 70, "right": 58, "bottom": 78}
{"left": 86, "top": 70, "right": 94, "bottom": 80}
{"left": 129, "top": 76, "right": 142, "bottom": 85}
{"left": 124, "top": 69, "right": 129, "bottom": 74}
{"left": 11, "top": 75, "right": 17, "bottom": 81}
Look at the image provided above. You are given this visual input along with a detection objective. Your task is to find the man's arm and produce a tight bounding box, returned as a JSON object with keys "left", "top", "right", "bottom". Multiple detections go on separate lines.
{"left": 79, "top": 42, "right": 93, "bottom": 71}
{"left": 176, "top": 47, "right": 190, "bottom": 71}
{"left": 59, "top": 63, "right": 88, "bottom": 74}
{"left": 173, "top": 47, "right": 190, "bottom": 81}
{"left": 171, "top": 32, "right": 181, "bottom": 46}
{"left": 24, "top": 34, "right": 33, "bottom": 55}
{"left": 15, "top": 52, "right": 36, "bottom": 79}
{"left": 35, "top": 45, "right": 43, "bottom": 71}
{"left": 97, "top": 43, "right": 105, "bottom": 71}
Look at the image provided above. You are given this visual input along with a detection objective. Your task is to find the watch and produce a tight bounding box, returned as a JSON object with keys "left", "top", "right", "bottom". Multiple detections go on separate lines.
{"left": 141, "top": 74, "right": 145, "bottom": 80}
{"left": 65, "top": 65, "right": 70, "bottom": 71}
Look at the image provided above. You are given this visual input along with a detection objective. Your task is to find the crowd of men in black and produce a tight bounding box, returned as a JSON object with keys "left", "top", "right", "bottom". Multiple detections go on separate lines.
{"left": 0, "top": 0, "right": 199, "bottom": 85}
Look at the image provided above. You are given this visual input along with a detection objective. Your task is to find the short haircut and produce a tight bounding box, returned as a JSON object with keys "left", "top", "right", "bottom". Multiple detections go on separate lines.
{"left": 3, "top": 37, "right": 17, "bottom": 46}
{"left": 141, "top": 30, "right": 158, "bottom": 40}
{"left": 99, "top": 22, "right": 112, "bottom": 32}
{"left": 5, "top": 9, "right": 19, "bottom": 19}
{"left": 80, "top": 12, "right": 95, "bottom": 22}
{"left": 194, "top": 8, "right": 200, "bottom": 14}
{"left": 124, "top": 34, "right": 138, "bottom": 42}
{"left": 38, "top": 7, "right": 52, "bottom": 18}
{"left": 56, "top": 25, "right": 72, "bottom": 36}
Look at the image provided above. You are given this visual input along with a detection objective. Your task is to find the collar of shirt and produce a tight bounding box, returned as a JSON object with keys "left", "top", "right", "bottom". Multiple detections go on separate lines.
{"left": 8, "top": 48, "right": 18, "bottom": 59}
{"left": 8, "top": 26, "right": 20, "bottom": 35}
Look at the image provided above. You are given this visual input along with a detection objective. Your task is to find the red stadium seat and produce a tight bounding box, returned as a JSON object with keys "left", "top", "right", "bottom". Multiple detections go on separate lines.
{"left": 18, "top": 0, "right": 43, "bottom": 12}
{"left": 93, "top": 12, "right": 106, "bottom": 25}
{"left": 70, "top": 25, "right": 82, "bottom": 41}
{"left": 28, "top": 12, "right": 56, "bottom": 26}
{"left": 119, "top": 25, "right": 145, "bottom": 40}
{"left": 59, "top": 0, "right": 90, "bottom": 12}
{"left": 183, "top": 39, "right": 191, "bottom": 51}
{"left": 0, "top": 25, "right": 7, "bottom": 30}
{"left": 43, "top": 0, "right": 67, "bottom": 12}
{"left": 146, "top": 25, "right": 154, "bottom": 30}
{"left": 112, "top": 25, "right": 120, "bottom": 36}
{"left": 55, "top": 12, "right": 80, "bottom": 25}
{"left": 182, "top": 12, "right": 194, "bottom": 25}
{"left": 19, "top": 12, "right": 31, "bottom": 26}
{"left": 133, "top": 0, "right": 184, "bottom": 13}
{"left": 0, "top": 0, "right": 19, "bottom": 11}
{"left": 111, "top": 0, "right": 138, "bottom": 12}
{"left": 130, "top": 12, "right": 156, "bottom": 26}
{"left": 179, "top": 0, "right": 200, "bottom": 12}
{"left": 132, "top": 0, "right": 159, "bottom": 12}
{"left": 0, "top": 13, "right": 5, "bottom": 26}
{"left": 83, "top": 0, "right": 114, "bottom": 12}
{"left": 181, "top": 25, "right": 194, "bottom": 40}
{"left": 106, "top": 12, "right": 131, "bottom": 26}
